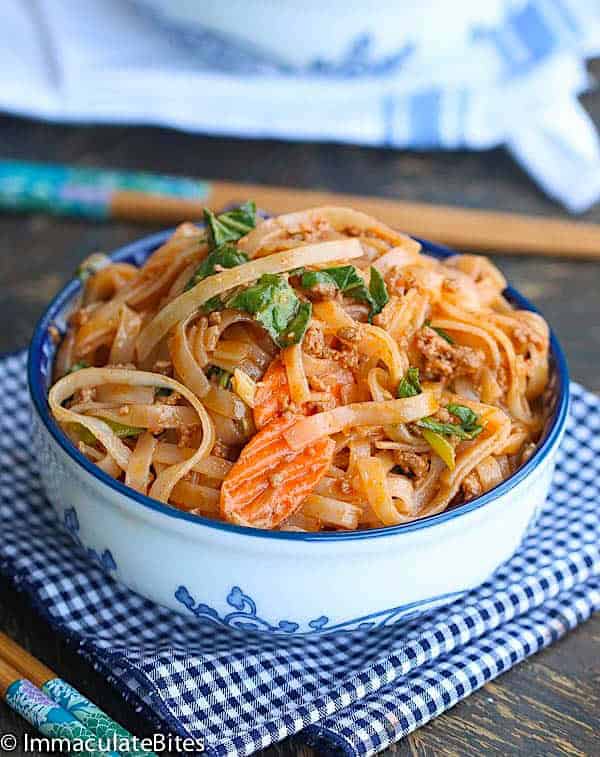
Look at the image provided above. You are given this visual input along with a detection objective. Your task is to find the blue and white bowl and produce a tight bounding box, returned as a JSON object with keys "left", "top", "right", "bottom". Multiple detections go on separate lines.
{"left": 132, "top": 0, "right": 508, "bottom": 73}
{"left": 28, "top": 231, "right": 570, "bottom": 635}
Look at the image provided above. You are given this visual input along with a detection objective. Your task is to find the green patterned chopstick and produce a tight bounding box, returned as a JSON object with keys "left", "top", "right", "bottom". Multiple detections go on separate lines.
{"left": 0, "top": 657, "right": 119, "bottom": 757}
{"left": 0, "top": 632, "right": 157, "bottom": 757}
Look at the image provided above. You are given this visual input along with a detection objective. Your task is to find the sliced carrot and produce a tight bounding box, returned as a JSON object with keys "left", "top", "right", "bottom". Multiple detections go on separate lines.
{"left": 253, "top": 358, "right": 291, "bottom": 429}
{"left": 220, "top": 413, "right": 335, "bottom": 529}
{"left": 253, "top": 356, "right": 350, "bottom": 429}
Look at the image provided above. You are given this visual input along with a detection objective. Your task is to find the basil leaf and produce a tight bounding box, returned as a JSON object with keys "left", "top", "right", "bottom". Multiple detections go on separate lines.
{"left": 301, "top": 264, "right": 388, "bottom": 321}
{"left": 301, "top": 265, "right": 359, "bottom": 293}
{"left": 185, "top": 244, "right": 248, "bottom": 291}
{"left": 204, "top": 201, "right": 256, "bottom": 249}
{"left": 368, "top": 267, "right": 389, "bottom": 317}
{"left": 397, "top": 367, "right": 422, "bottom": 398}
{"left": 447, "top": 403, "right": 479, "bottom": 429}
{"left": 417, "top": 412, "right": 482, "bottom": 441}
{"left": 155, "top": 387, "right": 172, "bottom": 397}
{"left": 278, "top": 301, "right": 312, "bottom": 348}
{"left": 226, "top": 273, "right": 312, "bottom": 348}
{"left": 424, "top": 319, "right": 454, "bottom": 344}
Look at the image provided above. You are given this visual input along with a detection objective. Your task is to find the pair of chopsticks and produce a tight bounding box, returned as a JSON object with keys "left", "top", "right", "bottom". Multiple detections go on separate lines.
{"left": 1, "top": 159, "right": 600, "bottom": 259}
{"left": 0, "top": 631, "right": 156, "bottom": 756}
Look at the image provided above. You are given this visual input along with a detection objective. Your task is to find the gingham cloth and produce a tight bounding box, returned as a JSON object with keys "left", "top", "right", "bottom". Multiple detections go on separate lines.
{"left": 1, "top": 349, "right": 598, "bottom": 756}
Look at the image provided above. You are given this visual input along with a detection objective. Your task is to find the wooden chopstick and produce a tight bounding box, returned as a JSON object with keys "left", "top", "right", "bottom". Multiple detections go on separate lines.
{"left": 2, "top": 160, "right": 599, "bottom": 258}
{"left": 0, "top": 656, "right": 111, "bottom": 754}
{"left": 0, "top": 632, "right": 54, "bottom": 688}
{"left": 114, "top": 181, "right": 600, "bottom": 259}
{"left": 0, "top": 631, "right": 157, "bottom": 756}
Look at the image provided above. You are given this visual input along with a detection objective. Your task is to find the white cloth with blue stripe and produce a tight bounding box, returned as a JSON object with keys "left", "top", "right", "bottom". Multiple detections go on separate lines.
{"left": 1, "top": 349, "right": 599, "bottom": 755}
{"left": 1, "top": 0, "right": 600, "bottom": 212}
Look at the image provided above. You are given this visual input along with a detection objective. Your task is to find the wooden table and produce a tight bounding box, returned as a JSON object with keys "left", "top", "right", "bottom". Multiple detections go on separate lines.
{"left": 0, "top": 104, "right": 598, "bottom": 756}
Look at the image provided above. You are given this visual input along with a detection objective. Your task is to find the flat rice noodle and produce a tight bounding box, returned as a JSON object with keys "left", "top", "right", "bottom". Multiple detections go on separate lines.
{"left": 153, "top": 443, "right": 232, "bottom": 478}
{"left": 125, "top": 431, "right": 157, "bottom": 493}
{"left": 428, "top": 318, "right": 501, "bottom": 367}
{"left": 280, "top": 512, "right": 321, "bottom": 532}
{"left": 92, "top": 404, "right": 198, "bottom": 430}
{"left": 136, "top": 239, "right": 363, "bottom": 361}
{"left": 49, "top": 369, "right": 214, "bottom": 482}
{"left": 419, "top": 407, "right": 511, "bottom": 517}
{"left": 282, "top": 343, "right": 311, "bottom": 405}
{"left": 209, "top": 410, "right": 247, "bottom": 446}
{"left": 204, "top": 310, "right": 256, "bottom": 351}
{"left": 203, "top": 385, "right": 248, "bottom": 420}
{"left": 371, "top": 246, "right": 421, "bottom": 275}
{"left": 474, "top": 455, "right": 503, "bottom": 493}
{"left": 108, "top": 305, "right": 143, "bottom": 365}
{"left": 95, "top": 384, "right": 154, "bottom": 405}
{"left": 285, "top": 392, "right": 438, "bottom": 451}
{"left": 170, "top": 480, "right": 220, "bottom": 513}
{"left": 96, "top": 452, "right": 122, "bottom": 478}
{"left": 302, "top": 494, "right": 361, "bottom": 529}
{"left": 357, "top": 457, "right": 412, "bottom": 526}
{"left": 238, "top": 206, "right": 420, "bottom": 258}
{"left": 169, "top": 312, "right": 211, "bottom": 398}
{"left": 386, "top": 474, "right": 418, "bottom": 516}
{"left": 85, "top": 263, "right": 137, "bottom": 304}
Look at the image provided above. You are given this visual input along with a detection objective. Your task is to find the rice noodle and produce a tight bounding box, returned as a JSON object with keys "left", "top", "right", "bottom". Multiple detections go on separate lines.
{"left": 136, "top": 238, "right": 363, "bottom": 360}
{"left": 49, "top": 204, "right": 551, "bottom": 532}
{"left": 285, "top": 393, "right": 438, "bottom": 450}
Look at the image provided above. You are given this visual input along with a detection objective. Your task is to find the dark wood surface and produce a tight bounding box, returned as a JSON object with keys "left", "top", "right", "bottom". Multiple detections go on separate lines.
{"left": 1, "top": 89, "right": 599, "bottom": 757}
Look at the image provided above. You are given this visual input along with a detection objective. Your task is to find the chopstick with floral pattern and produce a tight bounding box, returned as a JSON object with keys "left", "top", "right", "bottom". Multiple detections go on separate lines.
{"left": 0, "top": 632, "right": 156, "bottom": 757}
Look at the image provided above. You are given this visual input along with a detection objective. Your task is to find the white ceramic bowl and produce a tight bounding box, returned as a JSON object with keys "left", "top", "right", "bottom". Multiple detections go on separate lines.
{"left": 133, "top": 0, "right": 508, "bottom": 71}
{"left": 28, "top": 232, "right": 570, "bottom": 635}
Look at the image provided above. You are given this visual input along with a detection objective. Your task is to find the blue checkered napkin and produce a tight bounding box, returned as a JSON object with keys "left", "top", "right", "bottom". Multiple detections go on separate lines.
{"left": 1, "top": 350, "right": 599, "bottom": 757}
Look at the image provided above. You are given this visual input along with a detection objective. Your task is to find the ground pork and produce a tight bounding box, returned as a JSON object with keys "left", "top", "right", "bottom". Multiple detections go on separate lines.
{"left": 303, "top": 326, "right": 360, "bottom": 370}
{"left": 416, "top": 326, "right": 484, "bottom": 381}
{"left": 393, "top": 449, "right": 430, "bottom": 481}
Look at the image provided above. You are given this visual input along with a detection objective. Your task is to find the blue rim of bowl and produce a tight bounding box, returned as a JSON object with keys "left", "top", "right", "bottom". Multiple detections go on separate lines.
{"left": 28, "top": 230, "right": 570, "bottom": 542}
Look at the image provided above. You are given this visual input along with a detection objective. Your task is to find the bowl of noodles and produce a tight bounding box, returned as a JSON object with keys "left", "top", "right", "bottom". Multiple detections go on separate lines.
{"left": 28, "top": 205, "right": 569, "bottom": 634}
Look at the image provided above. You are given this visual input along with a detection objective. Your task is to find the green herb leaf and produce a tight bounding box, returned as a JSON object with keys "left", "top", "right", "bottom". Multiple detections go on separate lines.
{"left": 226, "top": 273, "right": 312, "bottom": 348}
{"left": 278, "top": 301, "right": 312, "bottom": 348}
{"left": 103, "top": 419, "right": 145, "bottom": 438}
{"left": 204, "top": 201, "right": 256, "bottom": 249}
{"left": 206, "top": 365, "right": 233, "bottom": 389}
{"left": 155, "top": 387, "right": 172, "bottom": 397}
{"left": 199, "top": 295, "right": 225, "bottom": 314}
{"left": 417, "top": 403, "right": 483, "bottom": 441}
{"left": 397, "top": 367, "right": 422, "bottom": 399}
{"left": 446, "top": 403, "right": 479, "bottom": 429}
{"left": 185, "top": 244, "right": 248, "bottom": 291}
{"left": 67, "top": 360, "right": 90, "bottom": 374}
{"left": 301, "top": 264, "right": 388, "bottom": 321}
{"left": 424, "top": 319, "right": 454, "bottom": 344}
{"left": 69, "top": 418, "right": 143, "bottom": 446}
{"left": 368, "top": 267, "right": 389, "bottom": 317}
{"left": 301, "top": 265, "right": 359, "bottom": 293}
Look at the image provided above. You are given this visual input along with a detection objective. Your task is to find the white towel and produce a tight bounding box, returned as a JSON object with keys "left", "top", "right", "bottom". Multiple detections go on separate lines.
{"left": 1, "top": 0, "right": 600, "bottom": 212}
